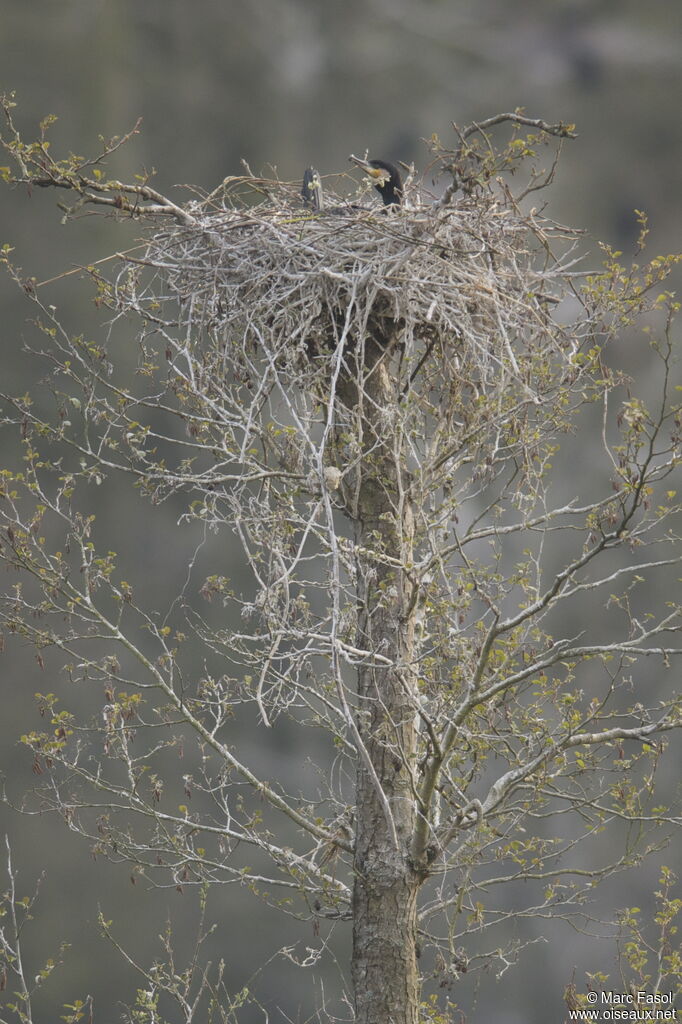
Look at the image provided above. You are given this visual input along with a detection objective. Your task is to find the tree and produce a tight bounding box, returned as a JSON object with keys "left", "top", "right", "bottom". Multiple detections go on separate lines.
{"left": 1, "top": 96, "right": 681, "bottom": 1022}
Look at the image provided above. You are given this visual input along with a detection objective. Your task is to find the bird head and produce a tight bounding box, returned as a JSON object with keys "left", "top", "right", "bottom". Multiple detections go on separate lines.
{"left": 349, "top": 155, "right": 403, "bottom": 206}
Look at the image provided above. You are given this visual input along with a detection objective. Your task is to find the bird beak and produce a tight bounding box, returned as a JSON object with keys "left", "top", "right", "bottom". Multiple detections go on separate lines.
{"left": 349, "top": 155, "right": 389, "bottom": 185}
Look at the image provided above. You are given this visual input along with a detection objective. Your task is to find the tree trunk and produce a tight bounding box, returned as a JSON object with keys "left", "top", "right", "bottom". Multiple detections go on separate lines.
{"left": 350, "top": 350, "right": 421, "bottom": 1024}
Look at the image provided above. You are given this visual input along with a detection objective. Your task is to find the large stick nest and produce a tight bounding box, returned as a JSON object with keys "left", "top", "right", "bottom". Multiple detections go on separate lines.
{"left": 118, "top": 165, "right": 588, "bottom": 427}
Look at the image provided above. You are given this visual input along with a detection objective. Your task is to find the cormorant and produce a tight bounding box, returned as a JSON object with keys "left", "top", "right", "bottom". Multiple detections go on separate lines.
{"left": 349, "top": 156, "right": 403, "bottom": 206}
{"left": 301, "top": 166, "right": 324, "bottom": 211}
{"left": 301, "top": 157, "right": 403, "bottom": 214}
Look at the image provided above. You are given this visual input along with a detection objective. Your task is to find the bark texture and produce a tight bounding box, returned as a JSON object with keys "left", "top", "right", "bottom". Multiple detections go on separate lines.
{"left": 349, "top": 347, "right": 422, "bottom": 1024}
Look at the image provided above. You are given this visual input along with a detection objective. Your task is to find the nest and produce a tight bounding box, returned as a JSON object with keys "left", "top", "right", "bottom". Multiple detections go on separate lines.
{"left": 116, "top": 169, "right": 588, "bottom": 445}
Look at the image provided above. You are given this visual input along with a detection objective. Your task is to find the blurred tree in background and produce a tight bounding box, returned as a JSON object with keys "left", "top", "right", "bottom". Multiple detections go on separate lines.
{"left": 0, "top": 2, "right": 680, "bottom": 1021}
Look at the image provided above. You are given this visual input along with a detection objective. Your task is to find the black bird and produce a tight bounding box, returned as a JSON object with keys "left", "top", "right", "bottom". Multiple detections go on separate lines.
{"left": 301, "top": 166, "right": 324, "bottom": 211}
{"left": 301, "top": 157, "right": 402, "bottom": 215}
{"left": 349, "top": 156, "right": 403, "bottom": 206}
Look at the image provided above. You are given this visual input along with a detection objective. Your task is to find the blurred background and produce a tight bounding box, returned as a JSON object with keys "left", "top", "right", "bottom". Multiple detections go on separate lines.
{"left": 1, "top": 0, "right": 680, "bottom": 1020}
